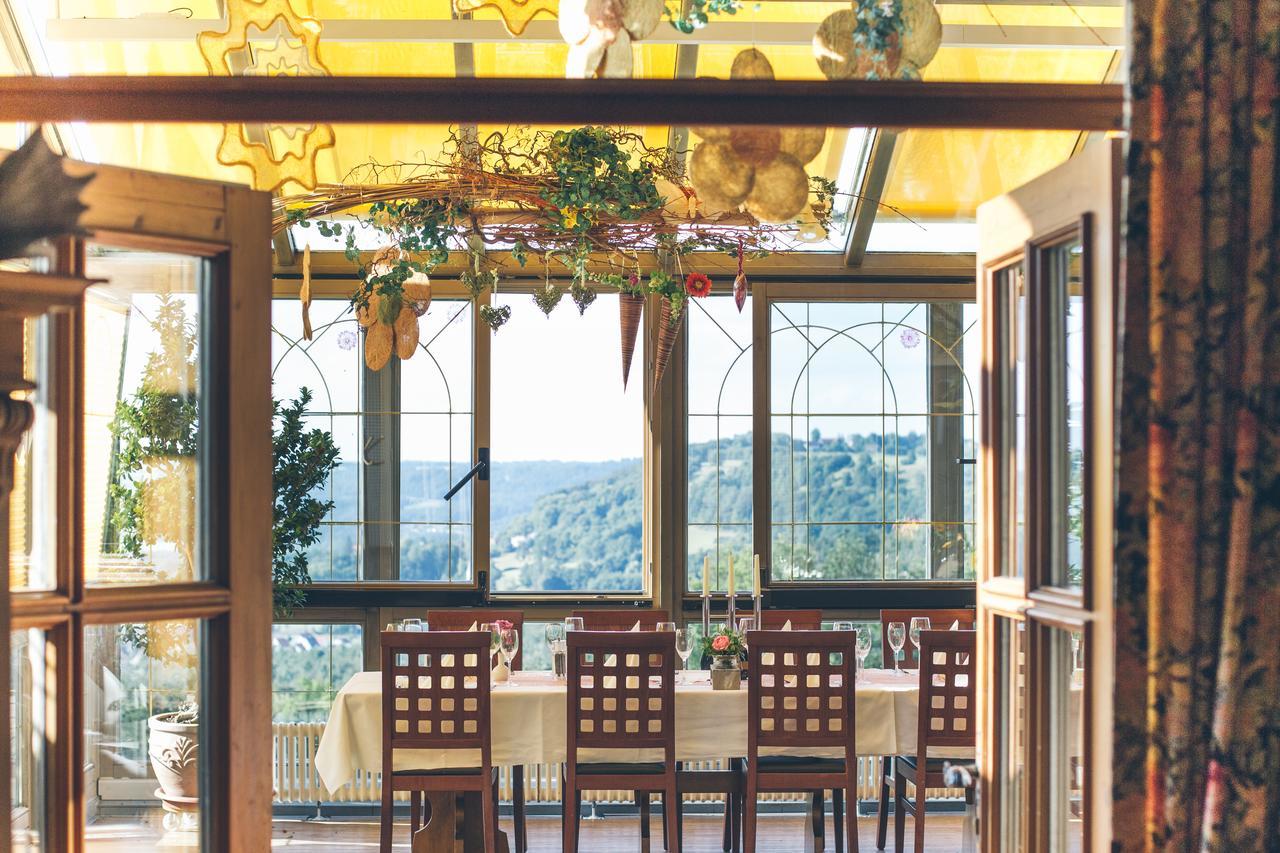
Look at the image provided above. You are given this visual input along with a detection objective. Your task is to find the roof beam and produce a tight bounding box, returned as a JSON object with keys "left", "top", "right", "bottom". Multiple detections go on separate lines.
{"left": 0, "top": 77, "right": 1126, "bottom": 130}
{"left": 844, "top": 129, "right": 898, "bottom": 267}
{"left": 45, "top": 18, "right": 1124, "bottom": 50}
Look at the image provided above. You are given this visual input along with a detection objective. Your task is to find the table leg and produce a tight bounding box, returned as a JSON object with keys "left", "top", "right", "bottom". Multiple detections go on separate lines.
{"left": 802, "top": 791, "right": 826, "bottom": 853}
{"left": 412, "top": 792, "right": 510, "bottom": 853}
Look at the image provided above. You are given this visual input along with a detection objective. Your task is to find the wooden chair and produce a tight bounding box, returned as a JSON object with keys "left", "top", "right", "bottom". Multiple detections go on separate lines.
{"left": 877, "top": 629, "right": 976, "bottom": 853}
{"left": 878, "top": 608, "right": 975, "bottom": 669}
{"left": 380, "top": 630, "right": 498, "bottom": 853}
{"left": 758, "top": 609, "right": 823, "bottom": 630}
{"left": 743, "top": 630, "right": 858, "bottom": 853}
{"left": 426, "top": 609, "right": 527, "bottom": 851}
{"left": 571, "top": 608, "right": 671, "bottom": 631}
{"left": 564, "top": 630, "right": 681, "bottom": 853}
{"left": 427, "top": 609, "right": 525, "bottom": 669}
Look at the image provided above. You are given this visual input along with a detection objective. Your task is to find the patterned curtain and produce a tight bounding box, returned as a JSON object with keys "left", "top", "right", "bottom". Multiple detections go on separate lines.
{"left": 1115, "top": 0, "right": 1280, "bottom": 849}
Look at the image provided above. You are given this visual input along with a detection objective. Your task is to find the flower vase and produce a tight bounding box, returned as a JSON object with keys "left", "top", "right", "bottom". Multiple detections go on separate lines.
{"left": 618, "top": 292, "right": 644, "bottom": 389}
{"left": 710, "top": 655, "right": 741, "bottom": 691}
{"left": 653, "top": 298, "right": 683, "bottom": 392}
{"left": 493, "top": 658, "right": 510, "bottom": 683}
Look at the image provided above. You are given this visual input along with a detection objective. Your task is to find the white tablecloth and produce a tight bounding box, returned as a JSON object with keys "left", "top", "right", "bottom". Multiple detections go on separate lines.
{"left": 314, "top": 669, "right": 924, "bottom": 795}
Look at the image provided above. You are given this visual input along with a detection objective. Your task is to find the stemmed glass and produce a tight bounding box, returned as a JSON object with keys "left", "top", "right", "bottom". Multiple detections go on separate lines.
{"left": 564, "top": 617, "right": 584, "bottom": 633}
{"left": 401, "top": 618, "right": 423, "bottom": 632}
{"left": 887, "top": 621, "right": 907, "bottom": 675}
{"left": 832, "top": 620, "right": 854, "bottom": 633}
{"left": 479, "top": 623, "right": 499, "bottom": 669}
{"left": 674, "top": 628, "right": 692, "bottom": 684}
{"left": 499, "top": 625, "right": 520, "bottom": 681}
{"left": 657, "top": 621, "right": 677, "bottom": 634}
{"left": 909, "top": 617, "right": 931, "bottom": 671}
{"left": 855, "top": 626, "right": 872, "bottom": 679}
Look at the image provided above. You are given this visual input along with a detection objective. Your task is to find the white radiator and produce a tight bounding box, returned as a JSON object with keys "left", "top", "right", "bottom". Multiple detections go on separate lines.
{"left": 271, "top": 723, "right": 962, "bottom": 805}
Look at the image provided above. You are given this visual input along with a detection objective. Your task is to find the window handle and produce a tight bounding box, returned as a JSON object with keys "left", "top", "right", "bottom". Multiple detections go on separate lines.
{"left": 443, "top": 447, "right": 488, "bottom": 501}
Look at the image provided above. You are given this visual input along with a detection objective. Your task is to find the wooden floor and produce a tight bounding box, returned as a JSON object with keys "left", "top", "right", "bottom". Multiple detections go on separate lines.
{"left": 85, "top": 811, "right": 966, "bottom": 851}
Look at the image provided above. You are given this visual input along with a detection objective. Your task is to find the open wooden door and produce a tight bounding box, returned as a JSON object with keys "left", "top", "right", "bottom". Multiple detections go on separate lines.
{"left": 2, "top": 152, "right": 272, "bottom": 851}
{"left": 975, "top": 138, "right": 1121, "bottom": 852}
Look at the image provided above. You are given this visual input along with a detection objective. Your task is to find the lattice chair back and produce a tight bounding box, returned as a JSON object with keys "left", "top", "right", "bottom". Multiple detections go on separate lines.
{"left": 380, "top": 631, "right": 492, "bottom": 758}
{"left": 758, "top": 609, "right": 823, "bottom": 630}
{"left": 570, "top": 609, "right": 671, "bottom": 632}
{"left": 426, "top": 609, "right": 525, "bottom": 670}
{"left": 745, "top": 630, "right": 857, "bottom": 755}
{"left": 916, "top": 629, "right": 977, "bottom": 756}
{"left": 880, "top": 608, "right": 976, "bottom": 668}
{"left": 565, "top": 630, "right": 676, "bottom": 758}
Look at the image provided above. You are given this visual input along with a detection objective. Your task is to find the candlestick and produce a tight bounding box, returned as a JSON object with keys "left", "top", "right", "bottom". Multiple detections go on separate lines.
{"left": 753, "top": 553, "right": 761, "bottom": 599}
{"left": 702, "top": 554, "right": 710, "bottom": 598}
{"left": 727, "top": 553, "right": 736, "bottom": 631}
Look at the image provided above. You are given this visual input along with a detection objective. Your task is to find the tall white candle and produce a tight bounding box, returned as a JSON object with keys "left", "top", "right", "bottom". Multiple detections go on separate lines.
{"left": 753, "top": 553, "right": 761, "bottom": 599}
{"left": 727, "top": 553, "right": 735, "bottom": 599}
{"left": 703, "top": 555, "right": 710, "bottom": 598}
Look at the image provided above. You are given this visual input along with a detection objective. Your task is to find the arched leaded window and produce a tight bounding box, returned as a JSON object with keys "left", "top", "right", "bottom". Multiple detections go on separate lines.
{"left": 270, "top": 298, "right": 474, "bottom": 583}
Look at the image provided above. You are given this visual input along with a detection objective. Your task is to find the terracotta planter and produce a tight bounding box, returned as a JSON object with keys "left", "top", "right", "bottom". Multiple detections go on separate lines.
{"left": 149, "top": 712, "right": 199, "bottom": 801}
{"left": 653, "top": 298, "right": 684, "bottom": 393}
{"left": 618, "top": 292, "right": 644, "bottom": 389}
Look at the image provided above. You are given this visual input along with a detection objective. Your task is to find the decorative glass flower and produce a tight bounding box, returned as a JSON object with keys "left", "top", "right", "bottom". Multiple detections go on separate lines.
{"left": 337, "top": 330, "right": 358, "bottom": 351}
{"left": 899, "top": 328, "right": 922, "bottom": 349}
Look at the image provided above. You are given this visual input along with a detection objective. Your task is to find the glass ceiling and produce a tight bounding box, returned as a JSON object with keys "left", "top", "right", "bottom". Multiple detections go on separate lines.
{"left": 1, "top": 0, "right": 1123, "bottom": 256}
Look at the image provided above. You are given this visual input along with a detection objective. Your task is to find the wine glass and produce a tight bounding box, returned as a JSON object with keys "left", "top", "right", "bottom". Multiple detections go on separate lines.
{"left": 401, "top": 618, "right": 423, "bottom": 632}
{"left": 499, "top": 626, "right": 520, "bottom": 678}
{"left": 832, "top": 620, "right": 854, "bottom": 633}
{"left": 855, "top": 626, "right": 872, "bottom": 679}
{"left": 479, "top": 623, "right": 498, "bottom": 667}
{"left": 564, "top": 617, "right": 584, "bottom": 633}
{"left": 887, "top": 621, "right": 907, "bottom": 675}
{"left": 909, "top": 617, "right": 931, "bottom": 671}
{"left": 657, "top": 621, "right": 677, "bottom": 633}
{"left": 674, "top": 628, "right": 692, "bottom": 684}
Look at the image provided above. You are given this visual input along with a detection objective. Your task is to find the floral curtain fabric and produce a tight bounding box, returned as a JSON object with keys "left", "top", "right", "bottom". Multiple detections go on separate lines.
{"left": 1115, "top": 0, "right": 1280, "bottom": 848}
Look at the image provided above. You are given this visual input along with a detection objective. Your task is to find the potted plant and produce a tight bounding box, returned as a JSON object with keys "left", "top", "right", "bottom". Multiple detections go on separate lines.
{"left": 108, "top": 294, "right": 339, "bottom": 813}
{"left": 700, "top": 625, "right": 746, "bottom": 690}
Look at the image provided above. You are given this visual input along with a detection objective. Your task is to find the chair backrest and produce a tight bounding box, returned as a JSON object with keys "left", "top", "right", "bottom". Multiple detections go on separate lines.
{"left": 916, "top": 629, "right": 977, "bottom": 758}
{"left": 758, "top": 609, "right": 823, "bottom": 631}
{"left": 565, "top": 631, "right": 676, "bottom": 763}
{"left": 380, "top": 631, "right": 491, "bottom": 764}
{"left": 426, "top": 609, "right": 524, "bottom": 669}
{"left": 879, "top": 608, "right": 976, "bottom": 668}
{"left": 746, "top": 630, "right": 856, "bottom": 758}
{"left": 570, "top": 609, "right": 671, "bottom": 631}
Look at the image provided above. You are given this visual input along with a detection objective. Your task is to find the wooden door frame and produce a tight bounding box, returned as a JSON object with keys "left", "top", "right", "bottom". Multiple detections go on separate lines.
{"left": 2, "top": 157, "right": 272, "bottom": 852}
{"left": 976, "top": 138, "right": 1120, "bottom": 852}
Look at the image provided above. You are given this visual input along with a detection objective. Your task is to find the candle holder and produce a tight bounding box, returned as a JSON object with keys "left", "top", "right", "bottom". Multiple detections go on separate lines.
{"left": 701, "top": 594, "right": 711, "bottom": 640}
{"left": 727, "top": 592, "right": 736, "bottom": 634}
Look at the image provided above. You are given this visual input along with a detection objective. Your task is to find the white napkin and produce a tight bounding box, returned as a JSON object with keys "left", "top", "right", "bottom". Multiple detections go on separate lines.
{"left": 949, "top": 620, "right": 960, "bottom": 630}
{"left": 630, "top": 621, "right": 642, "bottom": 632}
{"left": 468, "top": 622, "right": 478, "bottom": 632}
{"left": 781, "top": 620, "right": 792, "bottom": 631}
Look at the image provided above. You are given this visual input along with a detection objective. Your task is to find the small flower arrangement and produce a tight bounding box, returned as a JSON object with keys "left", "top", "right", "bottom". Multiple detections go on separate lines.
{"left": 700, "top": 625, "right": 745, "bottom": 659}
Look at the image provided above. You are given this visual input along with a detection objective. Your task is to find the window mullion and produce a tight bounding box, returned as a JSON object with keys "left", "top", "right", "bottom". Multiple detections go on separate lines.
{"left": 362, "top": 354, "right": 400, "bottom": 580}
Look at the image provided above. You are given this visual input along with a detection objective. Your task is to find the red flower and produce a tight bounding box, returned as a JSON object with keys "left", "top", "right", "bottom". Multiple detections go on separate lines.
{"left": 711, "top": 634, "right": 731, "bottom": 652}
{"left": 494, "top": 619, "right": 513, "bottom": 631}
{"left": 684, "top": 272, "right": 713, "bottom": 298}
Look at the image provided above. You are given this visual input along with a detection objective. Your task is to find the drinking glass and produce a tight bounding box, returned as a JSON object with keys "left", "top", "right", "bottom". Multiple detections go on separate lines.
{"left": 499, "top": 626, "right": 520, "bottom": 678}
{"left": 479, "top": 623, "right": 498, "bottom": 666}
{"left": 674, "top": 628, "right": 692, "bottom": 683}
{"left": 887, "top": 621, "right": 907, "bottom": 675}
{"left": 546, "top": 623, "right": 567, "bottom": 678}
{"left": 401, "top": 618, "right": 423, "bottom": 632}
{"left": 832, "top": 620, "right": 854, "bottom": 633}
{"left": 657, "top": 621, "right": 677, "bottom": 633}
{"left": 564, "top": 617, "right": 584, "bottom": 633}
{"left": 909, "top": 617, "right": 931, "bottom": 670}
{"left": 855, "top": 626, "right": 872, "bottom": 678}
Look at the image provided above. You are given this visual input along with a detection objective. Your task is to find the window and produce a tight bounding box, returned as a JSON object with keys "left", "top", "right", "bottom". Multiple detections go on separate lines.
{"left": 768, "top": 301, "right": 978, "bottom": 582}
{"left": 271, "top": 297, "right": 475, "bottom": 583}
{"left": 687, "top": 293, "right": 754, "bottom": 594}
{"left": 489, "top": 293, "right": 645, "bottom": 593}
{"left": 271, "top": 624, "right": 364, "bottom": 723}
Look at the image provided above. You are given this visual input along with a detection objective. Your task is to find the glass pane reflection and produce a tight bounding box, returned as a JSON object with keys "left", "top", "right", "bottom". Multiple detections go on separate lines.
{"left": 1048, "top": 625, "right": 1086, "bottom": 852}
{"left": 11, "top": 629, "right": 47, "bottom": 852}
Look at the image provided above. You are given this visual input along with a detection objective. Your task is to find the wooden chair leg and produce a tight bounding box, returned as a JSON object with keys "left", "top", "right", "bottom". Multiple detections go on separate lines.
{"left": 661, "top": 791, "right": 669, "bottom": 851}
{"left": 846, "top": 768, "right": 860, "bottom": 853}
{"left": 832, "top": 787, "right": 844, "bottom": 853}
{"left": 513, "top": 765, "right": 527, "bottom": 853}
{"left": 810, "top": 791, "right": 826, "bottom": 851}
{"left": 379, "top": 778, "right": 394, "bottom": 853}
{"left": 743, "top": 780, "right": 758, "bottom": 853}
{"left": 913, "top": 777, "right": 927, "bottom": 853}
{"left": 563, "top": 773, "right": 578, "bottom": 853}
{"left": 639, "top": 791, "right": 652, "bottom": 851}
{"left": 411, "top": 790, "right": 421, "bottom": 837}
{"left": 732, "top": 789, "right": 742, "bottom": 853}
{"left": 893, "top": 773, "right": 907, "bottom": 853}
{"left": 666, "top": 781, "right": 682, "bottom": 853}
{"left": 723, "top": 794, "right": 733, "bottom": 852}
{"left": 877, "top": 758, "right": 892, "bottom": 851}
{"left": 481, "top": 778, "right": 497, "bottom": 853}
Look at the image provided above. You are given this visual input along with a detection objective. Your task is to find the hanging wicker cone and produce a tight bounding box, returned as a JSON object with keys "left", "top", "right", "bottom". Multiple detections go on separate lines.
{"left": 652, "top": 297, "right": 684, "bottom": 393}
{"left": 619, "top": 292, "right": 644, "bottom": 389}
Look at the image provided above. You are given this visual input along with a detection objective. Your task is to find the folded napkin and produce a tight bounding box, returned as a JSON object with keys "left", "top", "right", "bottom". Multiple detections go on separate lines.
{"left": 781, "top": 620, "right": 792, "bottom": 631}
{"left": 630, "top": 621, "right": 642, "bottom": 632}
{"left": 468, "top": 622, "right": 478, "bottom": 632}
{"left": 949, "top": 620, "right": 960, "bottom": 630}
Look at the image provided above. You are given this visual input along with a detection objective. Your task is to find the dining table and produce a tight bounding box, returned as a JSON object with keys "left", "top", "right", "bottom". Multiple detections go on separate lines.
{"left": 316, "top": 667, "right": 935, "bottom": 853}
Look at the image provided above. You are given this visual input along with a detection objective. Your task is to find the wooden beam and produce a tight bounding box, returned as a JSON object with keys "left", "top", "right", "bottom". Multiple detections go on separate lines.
{"left": 0, "top": 77, "right": 1126, "bottom": 131}
{"left": 844, "top": 129, "right": 898, "bottom": 267}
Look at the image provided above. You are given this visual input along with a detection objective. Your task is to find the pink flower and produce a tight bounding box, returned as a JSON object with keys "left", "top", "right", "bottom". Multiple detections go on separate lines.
{"left": 494, "top": 619, "right": 513, "bottom": 631}
{"left": 711, "top": 634, "right": 731, "bottom": 652}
